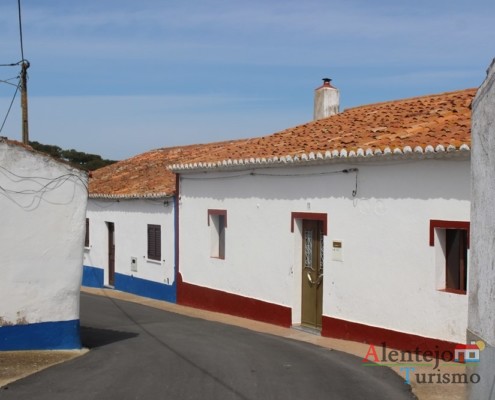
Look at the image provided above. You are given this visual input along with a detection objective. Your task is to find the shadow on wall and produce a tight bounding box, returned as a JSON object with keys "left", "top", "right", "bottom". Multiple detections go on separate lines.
{"left": 87, "top": 198, "right": 174, "bottom": 215}
{"left": 181, "top": 160, "right": 470, "bottom": 202}
{"left": 80, "top": 326, "right": 138, "bottom": 349}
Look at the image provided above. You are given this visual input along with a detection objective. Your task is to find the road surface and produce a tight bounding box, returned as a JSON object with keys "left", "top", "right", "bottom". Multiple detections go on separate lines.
{"left": 0, "top": 293, "right": 415, "bottom": 399}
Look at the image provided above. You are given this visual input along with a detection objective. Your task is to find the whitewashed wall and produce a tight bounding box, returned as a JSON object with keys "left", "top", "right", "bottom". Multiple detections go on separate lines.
{"left": 179, "top": 158, "right": 470, "bottom": 343}
{"left": 0, "top": 141, "right": 88, "bottom": 349}
{"left": 468, "top": 59, "right": 495, "bottom": 399}
{"left": 84, "top": 198, "right": 175, "bottom": 287}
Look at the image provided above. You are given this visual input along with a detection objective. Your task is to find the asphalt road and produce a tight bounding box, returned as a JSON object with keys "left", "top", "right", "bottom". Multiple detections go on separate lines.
{"left": 0, "top": 293, "right": 415, "bottom": 400}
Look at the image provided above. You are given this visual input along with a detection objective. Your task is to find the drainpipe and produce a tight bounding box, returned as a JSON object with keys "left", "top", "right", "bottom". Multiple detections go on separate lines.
{"left": 174, "top": 173, "right": 181, "bottom": 304}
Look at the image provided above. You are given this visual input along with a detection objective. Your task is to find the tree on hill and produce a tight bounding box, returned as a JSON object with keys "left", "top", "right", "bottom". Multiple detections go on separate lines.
{"left": 29, "top": 141, "right": 116, "bottom": 171}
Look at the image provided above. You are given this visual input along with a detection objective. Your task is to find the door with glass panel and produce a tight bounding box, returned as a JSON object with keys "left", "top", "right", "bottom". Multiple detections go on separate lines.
{"left": 301, "top": 220, "right": 324, "bottom": 329}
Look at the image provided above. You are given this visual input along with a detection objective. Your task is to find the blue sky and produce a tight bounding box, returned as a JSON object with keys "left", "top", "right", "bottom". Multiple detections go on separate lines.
{"left": 0, "top": 0, "right": 494, "bottom": 160}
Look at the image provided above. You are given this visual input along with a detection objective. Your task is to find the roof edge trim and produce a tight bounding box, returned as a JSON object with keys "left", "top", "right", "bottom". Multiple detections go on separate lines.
{"left": 89, "top": 193, "right": 174, "bottom": 200}
{"left": 169, "top": 144, "right": 471, "bottom": 173}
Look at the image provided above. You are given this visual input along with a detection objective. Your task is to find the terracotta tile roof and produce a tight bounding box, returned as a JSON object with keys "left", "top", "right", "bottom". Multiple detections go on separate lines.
{"left": 90, "top": 88, "right": 475, "bottom": 198}
{"left": 89, "top": 140, "right": 250, "bottom": 198}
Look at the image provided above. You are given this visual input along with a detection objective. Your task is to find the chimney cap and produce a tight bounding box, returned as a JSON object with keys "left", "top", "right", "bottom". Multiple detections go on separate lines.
{"left": 322, "top": 78, "right": 333, "bottom": 87}
{"left": 315, "top": 77, "right": 336, "bottom": 90}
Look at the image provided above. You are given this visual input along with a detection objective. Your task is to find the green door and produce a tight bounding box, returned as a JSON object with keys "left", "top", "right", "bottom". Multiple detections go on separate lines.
{"left": 301, "top": 220, "right": 324, "bottom": 329}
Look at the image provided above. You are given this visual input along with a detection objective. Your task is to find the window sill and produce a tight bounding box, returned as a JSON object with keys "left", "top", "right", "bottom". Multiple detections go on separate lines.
{"left": 210, "top": 256, "right": 225, "bottom": 260}
{"left": 438, "top": 288, "right": 467, "bottom": 295}
{"left": 146, "top": 258, "right": 162, "bottom": 265}
{"left": 84, "top": 246, "right": 91, "bottom": 251}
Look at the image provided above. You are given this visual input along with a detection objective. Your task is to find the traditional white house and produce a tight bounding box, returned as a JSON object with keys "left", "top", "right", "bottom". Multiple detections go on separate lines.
{"left": 171, "top": 85, "right": 476, "bottom": 355}
{"left": 83, "top": 141, "right": 244, "bottom": 301}
{"left": 85, "top": 82, "right": 475, "bottom": 356}
{"left": 84, "top": 148, "right": 177, "bottom": 301}
{"left": 0, "top": 138, "right": 88, "bottom": 350}
{"left": 468, "top": 58, "right": 495, "bottom": 398}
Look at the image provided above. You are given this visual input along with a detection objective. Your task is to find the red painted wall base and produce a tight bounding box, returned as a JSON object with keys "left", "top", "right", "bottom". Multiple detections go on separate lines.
{"left": 322, "top": 316, "right": 460, "bottom": 360}
{"left": 177, "top": 274, "right": 292, "bottom": 327}
{"left": 176, "top": 273, "right": 460, "bottom": 360}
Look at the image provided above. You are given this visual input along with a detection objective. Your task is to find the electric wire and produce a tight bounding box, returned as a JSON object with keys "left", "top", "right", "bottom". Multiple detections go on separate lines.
{"left": 180, "top": 167, "right": 360, "bottom": 198}
{"left": 0, "top": 62, "right": 22, "bottom": 67}
{"left": 0, "top": 77, "right": 20, "bottom": 87}
{"left": 17, "top": 0, "right": 25, "bottom": 62}
{"left": 0, "top": 169, "right": 88, "bottom": 212}
{"left": 0, "top": 0, "right": 28, "bottom": 134}
{"left": 0, "top": 166, "right": 89, "bottom": 192}
{"left": 180, "top": 168, "right": 358, "bottom": 180}
{"left": 0, "top": 81, "right": 21, "bottom": 134}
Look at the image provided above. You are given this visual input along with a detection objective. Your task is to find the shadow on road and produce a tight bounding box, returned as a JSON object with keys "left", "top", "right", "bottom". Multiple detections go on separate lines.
{"left": 80, "top": 326, "right": 138, "bottom": 348}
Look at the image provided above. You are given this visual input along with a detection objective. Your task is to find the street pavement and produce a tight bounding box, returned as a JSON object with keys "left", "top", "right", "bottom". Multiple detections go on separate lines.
{"left": 0, "top": 293, "right": 415, "bottom": 400}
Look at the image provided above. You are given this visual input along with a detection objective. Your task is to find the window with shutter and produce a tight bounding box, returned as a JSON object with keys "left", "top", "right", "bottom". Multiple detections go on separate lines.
{"left": 85, "top": 218, "right": 90, "bottom": 247}
{"left": 147, "top": 224, "right": 161, "bottom": 261}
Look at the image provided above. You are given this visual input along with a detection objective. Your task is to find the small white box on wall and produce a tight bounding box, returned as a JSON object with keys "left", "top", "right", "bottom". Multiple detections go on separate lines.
{"left": 131, "top": 257, "right": 138, "bottom": 272}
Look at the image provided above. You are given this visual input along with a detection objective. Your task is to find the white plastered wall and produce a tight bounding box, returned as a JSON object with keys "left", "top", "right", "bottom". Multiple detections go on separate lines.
{"left": 84, "top": 198, "right": 175, "bottom": 286}
{"left": 0, "top": 142, "right": 88, "bottom": 325}
{"left": 179, "top": 158, "right": 470, "bottom": 343}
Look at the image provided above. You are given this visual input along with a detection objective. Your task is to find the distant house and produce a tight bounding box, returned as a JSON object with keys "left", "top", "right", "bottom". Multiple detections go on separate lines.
{"left": 84, "top": 141, "right": 244, "bottom": 301}
{"left": 84, "top": 149, "right": 177, "bottom": 301}
{"left": 0, "top": 138, "right": 88, "bottom": 350}
{"left": 171, "top": 84, "right": 475, "bottom": 354}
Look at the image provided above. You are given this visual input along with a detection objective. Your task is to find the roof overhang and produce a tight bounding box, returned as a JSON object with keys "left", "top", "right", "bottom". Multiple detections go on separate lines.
{"left": 89, "top": 192, "right": 174, "bottom": 200}
{"left": 169, "top": 144, "right": 471, "bottom": 173}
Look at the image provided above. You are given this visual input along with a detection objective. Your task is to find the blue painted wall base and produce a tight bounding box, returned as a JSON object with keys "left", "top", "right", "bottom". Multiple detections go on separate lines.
{"left": 82, "top": 265, "right": 104, "bottom": 288}
{"left": 115, "top": 273, "right": 176, "bottom": 303}
{"left": 82, "top": 266, "right": 176, "bottom": 303}
{"left": 0, "top": 320, "right": 81, "bottom": 351}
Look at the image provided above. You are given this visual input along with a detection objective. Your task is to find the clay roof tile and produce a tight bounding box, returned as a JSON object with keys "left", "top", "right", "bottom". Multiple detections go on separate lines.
{"left": 89, "top": 88, "right": 475, "bottom": 197}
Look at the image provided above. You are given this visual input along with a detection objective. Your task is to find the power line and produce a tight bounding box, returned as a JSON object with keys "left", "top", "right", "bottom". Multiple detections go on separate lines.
{"left": 16, "top": 0, "right": 30, "bottom": 143}
{"left": 0, "top": 81, "right": 20, "bottom": 135}
{"left": 0, "top": 62, "right": 22, "bottom": 67}
{"left": 0, "top": 77, "right": 20, "bottom": 87}
{"left": 17, "top": 0, "right": 25, "bottom": 61}
{"left": 0, "top": 1, "right": 29, "bottom": 139}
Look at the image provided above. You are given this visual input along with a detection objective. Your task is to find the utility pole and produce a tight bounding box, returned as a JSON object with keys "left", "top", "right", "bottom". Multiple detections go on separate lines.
{"left": 20, "top": 60, "right": 29, "bottom": 144}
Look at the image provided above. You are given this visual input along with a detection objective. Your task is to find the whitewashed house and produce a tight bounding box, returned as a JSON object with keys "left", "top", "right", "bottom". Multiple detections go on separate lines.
{"left": 0, "top": 138, "right": 88, "bottom": 350}
{"left": 84, "top": 148, "right": 177, "bottom": 301}
{"left": 468, "top": 59, "right": 495, "bottom": 398}
{"left": 171, "top": 83, "right": 475, "bottom": 355}
{"left": 84, "top": 141, "right": 245, "bottom": 301}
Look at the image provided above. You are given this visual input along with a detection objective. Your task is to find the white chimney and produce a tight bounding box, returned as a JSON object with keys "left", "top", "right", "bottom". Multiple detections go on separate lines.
{"left": 314, "top": 78, "right": 339, "bottom": 120}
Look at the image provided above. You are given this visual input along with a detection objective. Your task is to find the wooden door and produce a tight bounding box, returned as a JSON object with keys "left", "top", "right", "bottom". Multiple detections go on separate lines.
{"left": 107, "top": 222, "right": 115, "bottom": 286}
{"left": 301, "top": 220, "right": 324, "bottom": 329}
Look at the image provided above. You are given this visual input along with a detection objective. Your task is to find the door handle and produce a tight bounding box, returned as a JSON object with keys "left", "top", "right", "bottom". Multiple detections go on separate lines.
{"left": 307, "top": 273, "right": 323, "bottom": 286}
